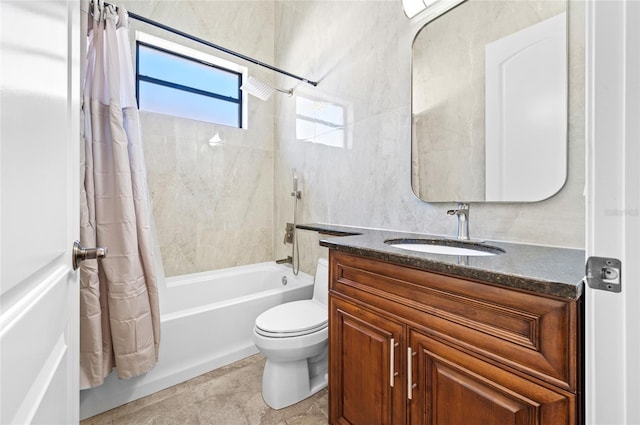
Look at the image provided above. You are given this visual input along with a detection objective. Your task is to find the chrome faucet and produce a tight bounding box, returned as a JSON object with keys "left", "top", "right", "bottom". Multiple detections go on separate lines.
{"left": 447, "top": 203, "right": 470, "bottom": 240}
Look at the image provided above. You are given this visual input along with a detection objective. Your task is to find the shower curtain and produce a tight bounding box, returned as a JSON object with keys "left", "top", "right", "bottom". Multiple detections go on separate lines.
{"left": 80, "top": 1, "right": 160, "bottom": 389}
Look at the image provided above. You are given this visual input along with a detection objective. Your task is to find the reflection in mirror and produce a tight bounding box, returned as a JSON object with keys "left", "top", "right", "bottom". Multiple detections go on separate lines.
{"left": 411, "top": 0, "right": 567, "bottom": 202}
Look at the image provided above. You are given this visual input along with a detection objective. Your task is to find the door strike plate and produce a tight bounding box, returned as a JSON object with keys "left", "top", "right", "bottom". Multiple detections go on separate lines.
{"left": 586, "top": 256, "right": 622, "bottom": 293}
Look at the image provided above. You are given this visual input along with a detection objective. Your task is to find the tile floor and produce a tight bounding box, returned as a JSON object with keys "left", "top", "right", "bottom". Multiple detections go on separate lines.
{"left": 80, "top": 354, "right": 328, "bottom": 425}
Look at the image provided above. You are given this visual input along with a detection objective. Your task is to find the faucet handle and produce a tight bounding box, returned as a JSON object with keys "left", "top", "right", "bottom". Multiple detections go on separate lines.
{"left": 447, "top": 203, "right": 469, "bottom": 216}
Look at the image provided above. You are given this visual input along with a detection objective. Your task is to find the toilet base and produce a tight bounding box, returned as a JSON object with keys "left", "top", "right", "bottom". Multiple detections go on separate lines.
{"left": 261, "top": 349, "right": 328, "bottom": 410}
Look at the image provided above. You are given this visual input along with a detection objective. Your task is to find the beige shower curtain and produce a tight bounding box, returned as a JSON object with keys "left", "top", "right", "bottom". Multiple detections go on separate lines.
{"left": 80, "top": 1, "right": 160, "bottom": 389}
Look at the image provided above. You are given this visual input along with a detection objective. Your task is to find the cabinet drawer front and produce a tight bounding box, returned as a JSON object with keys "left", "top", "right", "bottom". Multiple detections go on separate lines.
{"left": 409, "top": 330, "right": 575, "bottom": 425}
{"left": 330, "top": 252, "right": 579, "bottom": 391}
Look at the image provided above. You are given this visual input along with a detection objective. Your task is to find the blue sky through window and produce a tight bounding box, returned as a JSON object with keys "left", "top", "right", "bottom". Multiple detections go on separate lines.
{"left": 136, "top": 41, "right": 243, "bottom": 127}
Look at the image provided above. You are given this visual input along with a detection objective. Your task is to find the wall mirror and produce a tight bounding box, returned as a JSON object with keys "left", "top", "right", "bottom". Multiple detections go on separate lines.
{"left": 411, "top": 0, "right": 567, "bottom": 202}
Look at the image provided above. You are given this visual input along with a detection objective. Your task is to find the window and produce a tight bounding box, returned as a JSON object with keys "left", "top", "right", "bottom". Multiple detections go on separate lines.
{"left": 135, "top": 32, "right": 248, "bottom": 128}
{"left": 295, "top": 94, "right": 350, "bottom": 148}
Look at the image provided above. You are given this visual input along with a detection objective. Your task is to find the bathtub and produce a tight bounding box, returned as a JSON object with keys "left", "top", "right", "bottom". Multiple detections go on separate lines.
{"left": 80, "top": 262, "right": 313, "bottom": 420}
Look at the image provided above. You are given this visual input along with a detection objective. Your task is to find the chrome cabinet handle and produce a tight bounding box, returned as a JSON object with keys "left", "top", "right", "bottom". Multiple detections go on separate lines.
{"left": 72, "top": 240, "right": 107, "bottom": 270}
{"left": 390, "top": 338, "right": 395, "bottom": 387}
{"left": 407, "top": 347, "right": 416, "bottom": 400}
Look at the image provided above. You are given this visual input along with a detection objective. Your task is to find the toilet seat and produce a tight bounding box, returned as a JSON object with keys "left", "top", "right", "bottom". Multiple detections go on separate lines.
{"left": 255, "top": 300, "right": 327, "bottom": 337}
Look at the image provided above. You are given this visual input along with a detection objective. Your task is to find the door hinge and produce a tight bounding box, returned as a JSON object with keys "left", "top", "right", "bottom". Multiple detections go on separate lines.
{"left": 586, "top": 256, "right": 621, "bottom": 293}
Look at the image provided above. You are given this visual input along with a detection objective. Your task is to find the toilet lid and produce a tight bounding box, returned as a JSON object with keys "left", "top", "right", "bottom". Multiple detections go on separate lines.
{"left": 255, "top": 300, "right": 327, "bottom": 336}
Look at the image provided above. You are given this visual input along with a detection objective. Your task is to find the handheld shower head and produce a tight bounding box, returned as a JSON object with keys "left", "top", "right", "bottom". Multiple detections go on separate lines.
{"left": 292, "top": 169, "right": 298, "bottom": 193}
{"left": 291, "top": 169, "right": 301, "bottom": 199}
{"left": 241, "top": 76, "right": 293, "bottom": 101}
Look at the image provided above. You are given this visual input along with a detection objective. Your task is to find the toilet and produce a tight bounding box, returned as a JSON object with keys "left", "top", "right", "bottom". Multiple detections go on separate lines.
{"left": 253, "top": 258, "right": 329, "bottom": 409}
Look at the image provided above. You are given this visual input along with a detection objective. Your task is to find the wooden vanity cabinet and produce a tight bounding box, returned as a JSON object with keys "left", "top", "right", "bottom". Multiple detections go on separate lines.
{"left": 328, "top": 251, "right": 581, "bottom": 425}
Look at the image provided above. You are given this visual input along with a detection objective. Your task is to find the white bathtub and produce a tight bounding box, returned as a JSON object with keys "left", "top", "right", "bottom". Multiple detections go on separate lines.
{"left": 80, "top": 262, "right": 313, "bottom": 420}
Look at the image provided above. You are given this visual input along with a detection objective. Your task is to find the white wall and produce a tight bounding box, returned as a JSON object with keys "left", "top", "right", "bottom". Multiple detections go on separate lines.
{"left": 273, "top": 1, "right": 585, "bottom": 274}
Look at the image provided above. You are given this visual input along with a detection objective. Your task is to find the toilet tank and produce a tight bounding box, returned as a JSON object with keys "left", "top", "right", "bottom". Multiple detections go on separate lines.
{"left": 312, "top": 258, "right": 329, "bottom": 306}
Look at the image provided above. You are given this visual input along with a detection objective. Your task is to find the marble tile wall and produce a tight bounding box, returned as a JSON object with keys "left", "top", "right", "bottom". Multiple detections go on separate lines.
{"left": 114, "top": 0, "right": 585, "bottom": 278}
{"left": 119, "top": 1, "right": 277, "bottom": 276}
{"left": 273, "top": 1, "right": 585, "bottom": 275}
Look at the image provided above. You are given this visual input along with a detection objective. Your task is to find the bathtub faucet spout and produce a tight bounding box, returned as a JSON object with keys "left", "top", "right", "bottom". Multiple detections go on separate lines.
{"left": 276, "top": 256, "right": 293, "bottom": 265}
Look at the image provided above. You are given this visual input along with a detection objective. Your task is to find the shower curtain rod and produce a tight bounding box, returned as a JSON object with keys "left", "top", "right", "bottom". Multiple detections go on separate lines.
{"left": 99, "top": 1, "right": 319, "bottom": 87}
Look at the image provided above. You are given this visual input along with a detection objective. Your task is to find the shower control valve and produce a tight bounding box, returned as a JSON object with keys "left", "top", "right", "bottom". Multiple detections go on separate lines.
{"left": 284, "top": 223, "right": 295, "bottom": 244}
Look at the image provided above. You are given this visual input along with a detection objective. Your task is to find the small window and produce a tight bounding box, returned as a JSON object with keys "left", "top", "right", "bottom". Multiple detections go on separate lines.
{"left": 295, "top": 95, "right": 349, "bottom": 148}
{"left": 135, "top": 32, "right": 248, "bottom": 128}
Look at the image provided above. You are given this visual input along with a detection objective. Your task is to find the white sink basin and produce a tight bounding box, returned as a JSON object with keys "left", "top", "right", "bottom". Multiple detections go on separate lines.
{"left": 385, "top": 239, "right": 504, "bottom": 257}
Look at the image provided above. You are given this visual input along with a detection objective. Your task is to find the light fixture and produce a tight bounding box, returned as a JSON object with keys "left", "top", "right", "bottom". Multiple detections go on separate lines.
{"left": 401, "top": 0, "right": 441, "bottom": 19}
{"left": 401, "top": 0, "right": 467, "bottom": 21}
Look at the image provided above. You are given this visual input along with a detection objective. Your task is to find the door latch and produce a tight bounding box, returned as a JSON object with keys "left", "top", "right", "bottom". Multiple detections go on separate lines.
{"left": 586, "top": 256, "right": 621, "bottom": 293}
{"left": 72, "top": 241, "right": 108, "bottom": 270}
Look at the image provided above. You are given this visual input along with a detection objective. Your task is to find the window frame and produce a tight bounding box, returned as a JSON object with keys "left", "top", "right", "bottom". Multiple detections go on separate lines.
{"left": 135, "top": 31, "right": 249, "bottom": 128}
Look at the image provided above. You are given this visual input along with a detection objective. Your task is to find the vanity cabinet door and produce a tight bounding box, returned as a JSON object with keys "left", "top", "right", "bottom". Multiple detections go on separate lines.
{"left": 408, "top": 330, "right": 575, "bottom": 425}
{"left": 329, "top": 295, "right": 406, "bottom": 425}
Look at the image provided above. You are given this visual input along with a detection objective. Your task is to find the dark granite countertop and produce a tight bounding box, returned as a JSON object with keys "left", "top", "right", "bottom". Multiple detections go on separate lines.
{"left": 298, "top": 223, "right": 585, "bottom": 300}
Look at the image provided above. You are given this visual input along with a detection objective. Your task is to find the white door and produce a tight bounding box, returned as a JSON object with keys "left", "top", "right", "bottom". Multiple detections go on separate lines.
{"left": 0, "top": 1, "right": 81, "bottom": 424}
{"left": 585, "top": 0, "right": 640, "bottom": 424}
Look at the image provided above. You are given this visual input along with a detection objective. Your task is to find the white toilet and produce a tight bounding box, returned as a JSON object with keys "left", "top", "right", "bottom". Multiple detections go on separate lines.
{"left": 253, "top": 258, "right": 329, "bottom": 409}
